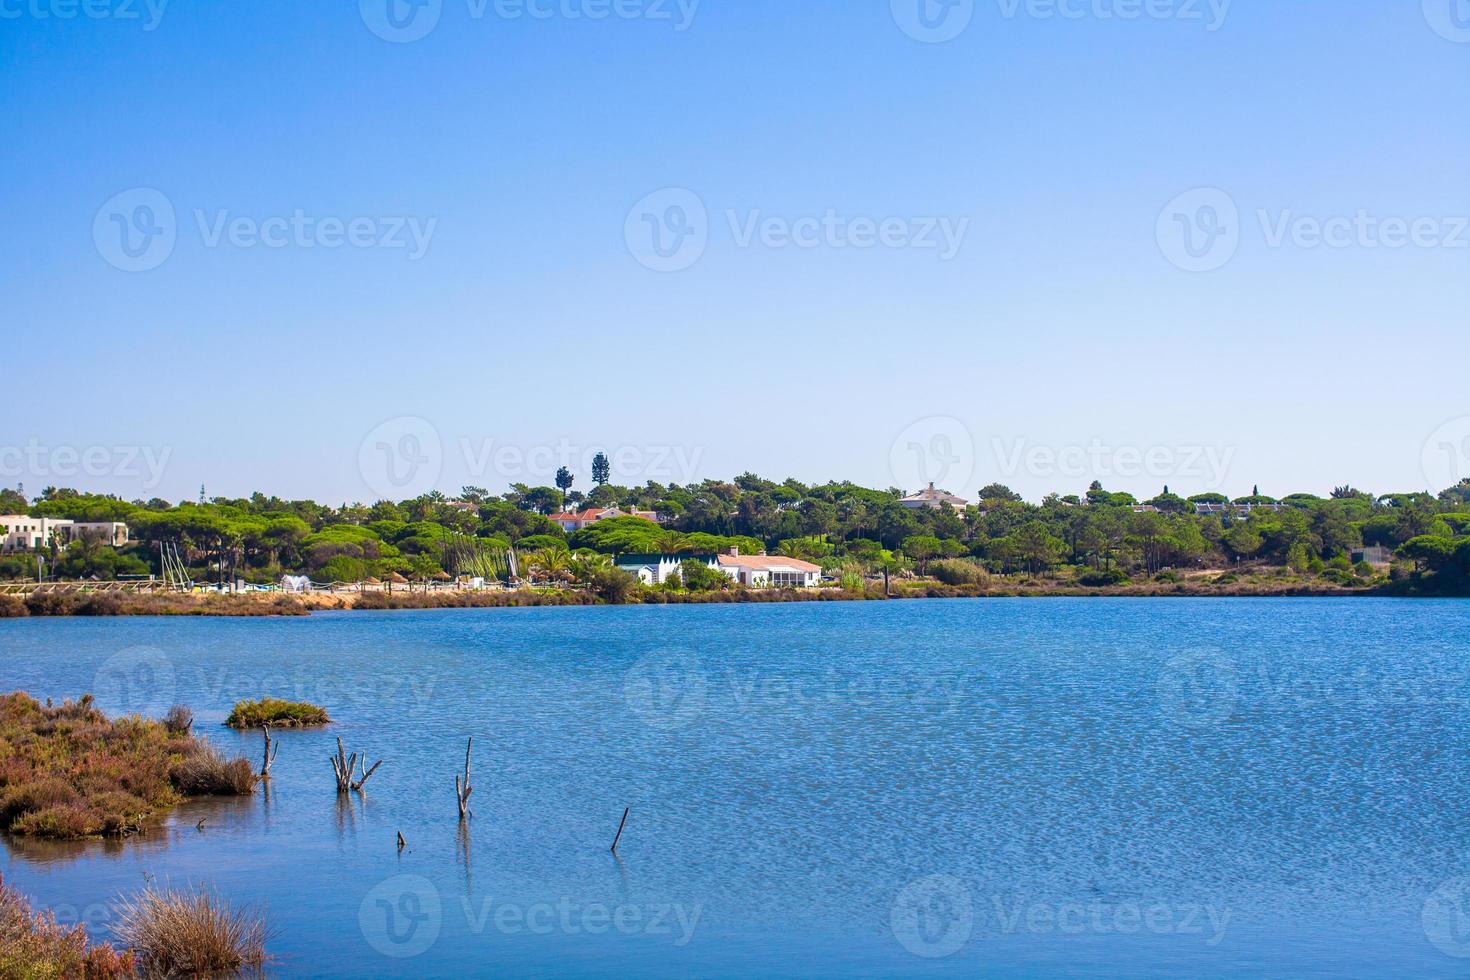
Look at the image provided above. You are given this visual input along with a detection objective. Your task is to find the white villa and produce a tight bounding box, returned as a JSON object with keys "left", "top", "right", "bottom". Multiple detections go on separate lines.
{"left": 614, "top": 547, "right": 822, "bottom": 588}
{"left": 716, "top": 548, "right": 822, "bottom": 588}
{"left": 898, "top": 483, "right": 970, "bottom": 512}
{"left": 0, "top": 516, "right": 130, "bottom": 552}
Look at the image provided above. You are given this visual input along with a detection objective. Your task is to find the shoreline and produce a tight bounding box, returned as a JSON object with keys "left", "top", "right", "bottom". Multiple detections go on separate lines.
{"left": 0, "top": 579, "right": 1442, "bottom": 617}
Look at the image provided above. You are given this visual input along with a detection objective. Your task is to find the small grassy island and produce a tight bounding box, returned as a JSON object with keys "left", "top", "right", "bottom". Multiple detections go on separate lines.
{"left": 224, "top": 697, "right": 331, "bottom": 729}
{"left": 0, "top": 693, "right": 254, "bottom": 839}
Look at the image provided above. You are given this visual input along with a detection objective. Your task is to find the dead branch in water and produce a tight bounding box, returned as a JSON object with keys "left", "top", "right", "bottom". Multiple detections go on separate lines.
{"left": 259, "top": 725, "right": 279, "bottom": 779}
{"left": 455, "top": 737, "right": 473, "bottom": 819}
{"left": 329, "top": 736, "right": 383, "bottom": 793}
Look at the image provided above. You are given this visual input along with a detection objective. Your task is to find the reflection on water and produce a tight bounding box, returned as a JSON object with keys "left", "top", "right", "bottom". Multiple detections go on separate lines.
{"left": 0, "top": 599, "right": 1467, "bottom": 978}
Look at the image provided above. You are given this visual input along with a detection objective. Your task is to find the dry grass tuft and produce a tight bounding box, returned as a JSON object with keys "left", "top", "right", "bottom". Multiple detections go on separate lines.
{"left": 114, "top": 885, "right": 267, "bottom": 978}
{"left": 168, "top": 741, "right": 256, "bottom": 796}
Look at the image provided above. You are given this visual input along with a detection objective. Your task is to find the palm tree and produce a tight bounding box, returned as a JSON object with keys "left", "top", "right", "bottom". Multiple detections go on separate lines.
{"left": 528, "top": 547, "right": 572, "bottom": 584}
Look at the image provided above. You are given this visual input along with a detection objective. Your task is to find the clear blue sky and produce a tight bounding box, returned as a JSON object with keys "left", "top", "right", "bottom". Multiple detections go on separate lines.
{"left": 3, "top": 0, "right": 1467, "bottom": 504}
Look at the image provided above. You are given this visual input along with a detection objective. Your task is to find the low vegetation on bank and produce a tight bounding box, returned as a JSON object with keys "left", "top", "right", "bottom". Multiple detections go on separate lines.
{"left": 0, "top": 693, "right": 254, "bottom": 839}
{"left": 0, "top": 876, "right": 268, "bottom": 979}
{"left": 1, "top": 592, "right": 308, "bottom": 618}
{"left": 0, "top": 874, "right": 135, "bottom": 978}
{"left": 225, "top": 698, "right": 330, "bottom": 729}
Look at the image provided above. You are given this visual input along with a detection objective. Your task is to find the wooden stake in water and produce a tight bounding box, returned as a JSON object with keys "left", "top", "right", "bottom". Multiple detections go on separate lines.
{"left": 610, "top": 807, "right": 629, "bottom": 854}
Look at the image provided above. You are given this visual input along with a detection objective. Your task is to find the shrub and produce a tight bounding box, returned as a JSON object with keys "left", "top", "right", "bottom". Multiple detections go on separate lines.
{"left": 0, "top": 874, "right": 134, "bottom": 978}
{"left": 114, "top": 885, "right": 267, "bottom": 978}
{"left": 0, "top": 692, "right": 253, "bottom": 839}
{"left": 584, "top": 565, "right": 637, "bottom": 604}
{"left": 679, "top": 560, "right": 729, "bottom": 592}
{"left": 224, "top": 698, "right": 330, "bottom": 729}
{"left": 1078, "top": 568, "right": 1129, "bottom": 587}
{"left": 931, "top": 559, "right": 989, "bottom": 586}
{"left": 163, "top": 705, "right": 194, "bottom": 735}
{"left": 0, "top": 596, "right": 27, "bottom": 618}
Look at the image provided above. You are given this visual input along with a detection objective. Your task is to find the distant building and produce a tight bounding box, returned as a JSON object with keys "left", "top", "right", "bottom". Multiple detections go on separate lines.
{"left": 550, "top": 507, "right": 662, "bottom": 533}
{"left": 716, "top": 548, "right": 822, "bottom": 588}
{"left": 1351, "top": 545, "right": 1394, "bottom": 567}
{"left": 898, "top": 483, "right": 969, "bottom": 512}
{"left": 1193, "top": 502, "right": 1286, "bottom": 517}
{"left": 0, "top": 517, "right": 129, "bottom": 552}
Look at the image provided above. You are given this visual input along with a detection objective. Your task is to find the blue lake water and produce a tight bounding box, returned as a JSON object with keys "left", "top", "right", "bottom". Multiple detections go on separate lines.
{"left": 2, "top": 598, "right": 1470, "bottom": 977}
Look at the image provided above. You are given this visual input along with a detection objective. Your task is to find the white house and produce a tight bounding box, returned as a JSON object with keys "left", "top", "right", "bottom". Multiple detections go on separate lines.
{"left": 716, "top": 548, "right": 822, "bottom": 588}
{"left": 0, "top": 517, "right": 130, "bottom": 552}
{"left": 898, "top": 483, "right": 969, "bottom": 512}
